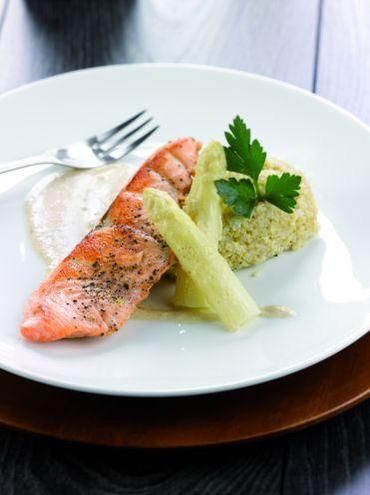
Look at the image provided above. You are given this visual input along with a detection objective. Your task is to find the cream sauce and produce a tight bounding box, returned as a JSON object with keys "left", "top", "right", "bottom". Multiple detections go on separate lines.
{"left": 260, "top": 305, "right": 296, "bottom": 318}
{"left": 26, "top": 163, "right": 139, "bottom": 269}
{"left": 133, "top": 305, "right": 295, "bottom": 322}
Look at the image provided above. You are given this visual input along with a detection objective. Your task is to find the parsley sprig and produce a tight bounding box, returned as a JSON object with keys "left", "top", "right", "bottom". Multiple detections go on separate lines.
{"left": 215, "top": 116, "right": 301, "bottom": 217}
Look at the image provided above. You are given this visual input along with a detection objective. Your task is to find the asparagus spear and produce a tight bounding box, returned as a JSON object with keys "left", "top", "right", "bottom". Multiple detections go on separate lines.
{"left": 143, "top": 188, "right": 260, "bottom": 331}
{"left": 173, "top": 141, "right": 226, "bottom": 308}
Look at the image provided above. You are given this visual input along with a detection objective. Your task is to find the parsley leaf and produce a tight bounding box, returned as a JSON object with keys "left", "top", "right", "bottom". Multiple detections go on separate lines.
{"left": 265, "top": 173, "right": 302, "bottom": 213}
{"left": 215, "top": 115, "right": 302, "bottom": 218}
{"left": 224, "top": 115, "right": 266, "bottom": 181}
{"left": 215, "top": 178, "right": 256, "bottom": 218}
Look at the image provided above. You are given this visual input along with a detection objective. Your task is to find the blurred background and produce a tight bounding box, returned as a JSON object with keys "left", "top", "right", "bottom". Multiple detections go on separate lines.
{"left": 0, "top": 0, "right": 369, "bottom": 122}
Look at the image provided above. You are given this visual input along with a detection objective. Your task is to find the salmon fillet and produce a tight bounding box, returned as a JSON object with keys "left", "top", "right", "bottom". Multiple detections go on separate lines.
{"left": 21, "top": 138, "right": 201, "bottom": 342}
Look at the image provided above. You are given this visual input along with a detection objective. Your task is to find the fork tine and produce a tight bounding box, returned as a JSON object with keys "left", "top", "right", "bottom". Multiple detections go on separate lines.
{"left": 107, "top": 125, "right": 160, "bottom": 160}
{"left": 101, "top": 117, "right": 154, "bottom": 154}
{"left": 94, "top": 110, "right": 147, "bottom": 145}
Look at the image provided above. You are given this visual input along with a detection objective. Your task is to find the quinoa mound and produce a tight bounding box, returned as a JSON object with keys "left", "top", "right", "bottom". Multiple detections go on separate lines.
{"left": 219, "top": 158, "right": 318, "bottom": 270}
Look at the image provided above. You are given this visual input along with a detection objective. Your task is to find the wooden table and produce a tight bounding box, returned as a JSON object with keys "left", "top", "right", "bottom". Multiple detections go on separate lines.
{"left": 0, "top": 0, "right": 369, "bottom": 493}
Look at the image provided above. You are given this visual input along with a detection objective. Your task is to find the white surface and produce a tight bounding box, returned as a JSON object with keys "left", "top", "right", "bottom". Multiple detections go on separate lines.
{"left": 0, "top": 64, "right": 369, "bottom": 396}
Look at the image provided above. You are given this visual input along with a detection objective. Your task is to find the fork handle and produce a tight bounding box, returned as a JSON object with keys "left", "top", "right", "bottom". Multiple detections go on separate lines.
{"left": 0, "top": 155, "right": 63, "bottom": 174}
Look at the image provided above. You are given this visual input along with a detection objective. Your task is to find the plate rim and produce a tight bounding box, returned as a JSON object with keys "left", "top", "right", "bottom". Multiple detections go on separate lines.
{"left": 1, "top": 63, "right": 369, "bottom": 397}
{"left": 1, "top": 62, "right": 370, "bottom": 137}
{"left": 0, "top": 332, "right": 369, "bottom": 447}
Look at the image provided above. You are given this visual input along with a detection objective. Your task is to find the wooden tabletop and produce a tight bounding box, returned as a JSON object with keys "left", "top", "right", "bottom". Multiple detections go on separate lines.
{"left": 0, "top": 0, "right": 370, "bottom": 493}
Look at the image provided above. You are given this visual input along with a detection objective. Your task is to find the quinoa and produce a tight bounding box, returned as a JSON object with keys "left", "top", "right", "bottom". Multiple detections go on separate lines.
{"left": 219, "top": 158, "right": 318, "bottom": 270}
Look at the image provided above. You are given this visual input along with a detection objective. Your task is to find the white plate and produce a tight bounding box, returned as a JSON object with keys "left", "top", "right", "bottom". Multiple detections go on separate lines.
{"left": 1, "top": 64, "right": 369, "bottom": 397}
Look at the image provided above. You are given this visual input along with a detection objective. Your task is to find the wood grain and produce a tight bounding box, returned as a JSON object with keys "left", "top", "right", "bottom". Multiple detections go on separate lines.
{"left": 0, "top": 430, "right": 285, "bottom": 495}
{"left": 316, "top": 0, "right": 370, "bottom": 124}
{"left": 0, "top": 0, "right": 8, "bottom": 29}
{"left": 122, "top": 0, "right": 320, "bottom": 88}
{"left": 283, "top": 402, "right": 370, "bottom": 495}
{"left": 0, "top": 0, "right": 319, "bottom": 94}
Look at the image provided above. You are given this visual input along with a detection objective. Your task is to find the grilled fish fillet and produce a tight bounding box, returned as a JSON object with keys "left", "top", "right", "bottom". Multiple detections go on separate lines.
{"left": 20, "top": 138, "right": 201, "bottom": 342}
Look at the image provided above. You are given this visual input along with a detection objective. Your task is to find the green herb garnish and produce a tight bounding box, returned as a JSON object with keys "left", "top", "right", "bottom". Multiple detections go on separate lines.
{"left": 264, "top": 172, "right": 301, "bottom": 213}
{"left": 214, "top": 177, "right": 256, "bottom": 218}
{"left": 215, "top": 116, "right": 301, "bottom": 217}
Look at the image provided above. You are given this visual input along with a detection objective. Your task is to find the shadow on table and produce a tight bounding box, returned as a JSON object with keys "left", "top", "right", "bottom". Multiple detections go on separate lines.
{"left": 23, "top": 0, "right": 136, "bottom": 72}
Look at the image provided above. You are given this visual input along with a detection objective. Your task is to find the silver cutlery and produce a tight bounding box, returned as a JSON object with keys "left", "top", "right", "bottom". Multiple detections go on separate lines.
{"left": 0, "top": 110, "right": 159, "bottom": 174}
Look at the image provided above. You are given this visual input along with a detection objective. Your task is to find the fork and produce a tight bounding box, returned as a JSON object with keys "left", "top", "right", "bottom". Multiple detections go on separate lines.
{"left": 0, "top": 110, "right": 159, "bottom": 174}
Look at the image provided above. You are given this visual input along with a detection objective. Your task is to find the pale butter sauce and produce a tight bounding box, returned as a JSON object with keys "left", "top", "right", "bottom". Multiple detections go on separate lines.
{"left": 259, "top": 305, "right": 296, "bottom": 318}
{"left": 26, "top": 165, "right": 294, "bottom": 323}
{"left": 132, "top": 305, "right": 295, "bottom": 322}
{"left": 26, "top": 163, "right": 140, "bottom": 270}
